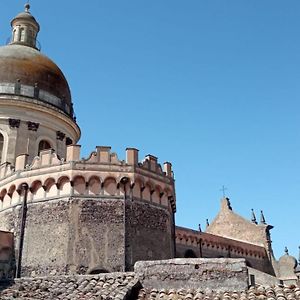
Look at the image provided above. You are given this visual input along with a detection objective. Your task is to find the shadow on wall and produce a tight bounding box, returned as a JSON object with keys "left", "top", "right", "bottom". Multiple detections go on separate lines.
{"left": 86, "top": 266, "right": 109, "bottom": 275}
{"left": 184, "top": 249, "right": 197, "bottom": 258}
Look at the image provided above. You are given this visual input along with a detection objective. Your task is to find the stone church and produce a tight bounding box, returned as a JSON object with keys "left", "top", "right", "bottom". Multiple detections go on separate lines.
{"left": 0, "top": 4, "right": 299, "bottom": 299}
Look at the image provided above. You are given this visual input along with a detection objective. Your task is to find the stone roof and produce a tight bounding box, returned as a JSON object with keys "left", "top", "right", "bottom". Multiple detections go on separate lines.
{"left": 0, "top": 272, "right": 138, "bottom": 300}
{"left": 137, "top": 285, "right": 300, "bottom": 300}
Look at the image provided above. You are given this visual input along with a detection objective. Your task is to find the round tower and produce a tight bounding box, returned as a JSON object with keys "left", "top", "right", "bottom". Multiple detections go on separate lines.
{"left": 0, "top": 4, "right": 80, "bottom": 165}
{"left": 0, "top": 5, "right": 176, "bottom": 278}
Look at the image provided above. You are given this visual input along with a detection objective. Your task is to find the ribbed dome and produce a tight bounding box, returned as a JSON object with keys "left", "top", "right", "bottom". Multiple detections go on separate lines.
{"left": 0, "top": 44, "right": 73, "bottom": 117}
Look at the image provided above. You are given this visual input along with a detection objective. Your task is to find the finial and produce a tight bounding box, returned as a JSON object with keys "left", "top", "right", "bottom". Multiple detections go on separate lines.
{"left": 206, "top": 219, "right": 210, "bottom": 228}
{"left": 25, "top": 2, "right": 30, "bottom": 13}
{"left": 285, "top": 246, "right": 289, "bottom": 255}
{"left": 198, "top": 224, "right": 202, "bottom": 232}
{"left": 251, "top": 209, "right": 257, "bottom": 224}
{"left": 260, "top": 210, "right": 266, "bottom": 224}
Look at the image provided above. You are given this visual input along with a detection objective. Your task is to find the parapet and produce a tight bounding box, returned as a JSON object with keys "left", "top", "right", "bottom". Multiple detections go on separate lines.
{"left": 135, "top": 258, "right": 249, "bottom": 292}
{"left": 0, "top": 145, "right": 176, "bottom": 213}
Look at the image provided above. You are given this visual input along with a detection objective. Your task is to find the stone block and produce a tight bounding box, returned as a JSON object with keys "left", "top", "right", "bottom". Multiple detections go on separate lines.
{"left": 134, "top": 258, "right": 249, "bottom": 291}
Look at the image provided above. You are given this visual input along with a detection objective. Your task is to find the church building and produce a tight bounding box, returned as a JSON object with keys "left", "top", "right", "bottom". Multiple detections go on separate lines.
{"left": 0, "top": 4, "right": 299, "bottom": 299}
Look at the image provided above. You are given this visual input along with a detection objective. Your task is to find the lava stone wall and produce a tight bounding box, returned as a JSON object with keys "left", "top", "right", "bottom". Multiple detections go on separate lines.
{"left": 0, "top": 198, "right": 126, "bottom": 277}
{"left": 125, "top": 200, "right": 174, "bottom": 270}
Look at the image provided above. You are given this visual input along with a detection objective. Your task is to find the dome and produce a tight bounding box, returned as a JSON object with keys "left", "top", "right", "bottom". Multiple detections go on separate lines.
{"left": 279, "top": 253, "right": 298, "bottom": 270}
{"left": 0, "top": 44, "right": 73, "bottom": 117}
{"left": 12, "top": 11, "right": 38, "bottom": 24}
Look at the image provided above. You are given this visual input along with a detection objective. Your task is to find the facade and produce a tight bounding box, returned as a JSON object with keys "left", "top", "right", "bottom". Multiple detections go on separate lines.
{"left": 0, "top": 4, "right": 299, "bottom": 293}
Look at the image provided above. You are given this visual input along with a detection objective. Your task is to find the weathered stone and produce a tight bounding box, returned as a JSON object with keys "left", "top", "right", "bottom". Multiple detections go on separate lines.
{"left": 135, "top": 258, "right": 249, "bottom": 292}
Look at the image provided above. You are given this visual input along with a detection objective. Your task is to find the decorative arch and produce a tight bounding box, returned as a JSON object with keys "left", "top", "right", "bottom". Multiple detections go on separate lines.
{"left": 30, "top": 180, "right": 44, "bottom": 200}
{"left": 119, "top": 177, "right": 131, "bottom": 197}
{"left": 132, "top": 177, "right": 145, "bottom": 199}
{"left": 43, "top": 178, "right": 56, "bottom": 192}
{"left": 143, "top": 181, "right": 154, "bottom": 201}
{"left": 44, "top": 178, "right": 57, "bottom": 197}
{"left": 57, "top": 176, "right": 71, "bottom": 195}
{"left": 103, "top": 177, "right": 117, "bottom": 196}
{"left": 88, "top": 176, "right": 101, "bottom": 195}
{"left": 0, "top": 189, "right": 7, "bottom": 201}
{"left": 73, "top": 175, "right": 86, "bottom": 195}
{"left": 152, "top": 185, "right": 163, "bottom": 204}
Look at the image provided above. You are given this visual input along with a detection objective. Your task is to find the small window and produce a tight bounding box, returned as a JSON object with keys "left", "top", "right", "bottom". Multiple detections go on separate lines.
{"left": 20, "top": 28, "right": 25, "bottom": 42}
{"left": 38, "top": 140, "right": 51, "bottom": 155}
{"left": 0, "top": 134, "right": 3, "bottom": 163}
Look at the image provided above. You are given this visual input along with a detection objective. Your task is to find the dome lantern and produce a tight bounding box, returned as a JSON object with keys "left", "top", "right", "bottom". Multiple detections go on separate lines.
{"left": 10, "top": 3, "right": 40, "bottom": 49}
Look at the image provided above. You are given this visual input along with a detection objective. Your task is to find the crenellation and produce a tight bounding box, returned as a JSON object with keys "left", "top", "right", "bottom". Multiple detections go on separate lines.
{"left": 15, "top": 153, "right": 28, "bottom": 171}
{"left": 66, "top": 144, "right": 81, "bottom": 162}
{"left": 126, "top": 148, "right": 139, "bottom": 165}
{"left": 0, "top": 152, "right": 177, "bottom": 215}
{"left": 96, "top": 146, "right": 111, "bottom": 163}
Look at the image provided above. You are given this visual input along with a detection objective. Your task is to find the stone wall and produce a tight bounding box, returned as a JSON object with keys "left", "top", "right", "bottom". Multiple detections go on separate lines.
{"left": 0, "top": 196, "right": 175, "bottom": 276}
{"left": 135, "top": 258, "right": 249, "bottom": 291}
{"left": 125, "top": 201, "right": 174, "bottom": 270}
{"left": 0, "top": 198, "right": 126, "bottom": 276}
{"left": 176, "top": 227, "right": 275, "bottom": 276}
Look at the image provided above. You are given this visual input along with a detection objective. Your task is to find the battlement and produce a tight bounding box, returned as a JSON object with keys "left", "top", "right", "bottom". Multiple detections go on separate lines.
{"left": 0, "top": 145, "right": 176, "bottom": 213}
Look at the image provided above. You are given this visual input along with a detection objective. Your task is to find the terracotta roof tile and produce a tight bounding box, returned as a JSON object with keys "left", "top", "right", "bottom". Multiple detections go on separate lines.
{"left": 138, "top": 285, "right": 300, "bottom": 300}
{"left": 0, "top": 272, "right": 137, "bottom": 300}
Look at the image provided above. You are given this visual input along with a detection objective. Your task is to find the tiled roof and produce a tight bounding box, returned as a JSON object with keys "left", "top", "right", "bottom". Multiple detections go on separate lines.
{"left": 137, "top": 285, "right": 300, "bottom": 300}
{"left": 0, "top": 272, "right": 137, "bottom": 300}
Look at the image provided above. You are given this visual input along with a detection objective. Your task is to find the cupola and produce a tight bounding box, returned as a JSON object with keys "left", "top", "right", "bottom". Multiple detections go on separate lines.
{"left": 10, "top": 3, "right": 40, "bottom": 49}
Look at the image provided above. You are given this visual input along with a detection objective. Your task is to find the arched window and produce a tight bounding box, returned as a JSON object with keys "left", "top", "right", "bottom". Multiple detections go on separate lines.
{"left": 0, "top": 134, "right": 3, "bottom": 163}
{"left": 38, "top": 140, "right": 51, "bottom": 155}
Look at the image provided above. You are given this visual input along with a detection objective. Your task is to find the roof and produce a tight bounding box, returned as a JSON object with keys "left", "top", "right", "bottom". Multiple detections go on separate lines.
{"left": 0, "top": 273, "right": 138, "bottom": 300}
{"left": 1, "top": 275, "right": 300, "bottom": 300}
{"left": 137, "top": 285, "right": 300, "bottom": 299}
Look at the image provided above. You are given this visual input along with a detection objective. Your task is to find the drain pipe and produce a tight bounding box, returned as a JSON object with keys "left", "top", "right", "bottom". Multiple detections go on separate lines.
{"left": 120, "top": 177, "right": 129, "bottom": 272}
{"left": 16, "top": 183, "right": 29, "bottom": 278}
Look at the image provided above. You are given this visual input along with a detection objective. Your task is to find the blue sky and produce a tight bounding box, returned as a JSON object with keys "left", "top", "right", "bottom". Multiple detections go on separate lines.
{"left": 1, "top": 1, "right": 300, "bottom": 259}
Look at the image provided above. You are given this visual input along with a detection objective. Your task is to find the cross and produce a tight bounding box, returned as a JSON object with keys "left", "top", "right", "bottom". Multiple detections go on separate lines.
{"left": 220, "top": 185, "right": 227, "bottom": 198}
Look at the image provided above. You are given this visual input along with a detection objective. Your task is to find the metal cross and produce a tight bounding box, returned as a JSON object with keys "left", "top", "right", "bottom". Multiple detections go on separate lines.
{"left": 220, "top": 185, "right": 227, "bottom": 198}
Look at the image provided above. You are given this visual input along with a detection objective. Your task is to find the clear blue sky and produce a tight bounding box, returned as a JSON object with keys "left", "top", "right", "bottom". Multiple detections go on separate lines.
{"left": 1, "top": 1, "right": 300, "bottom": 259}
